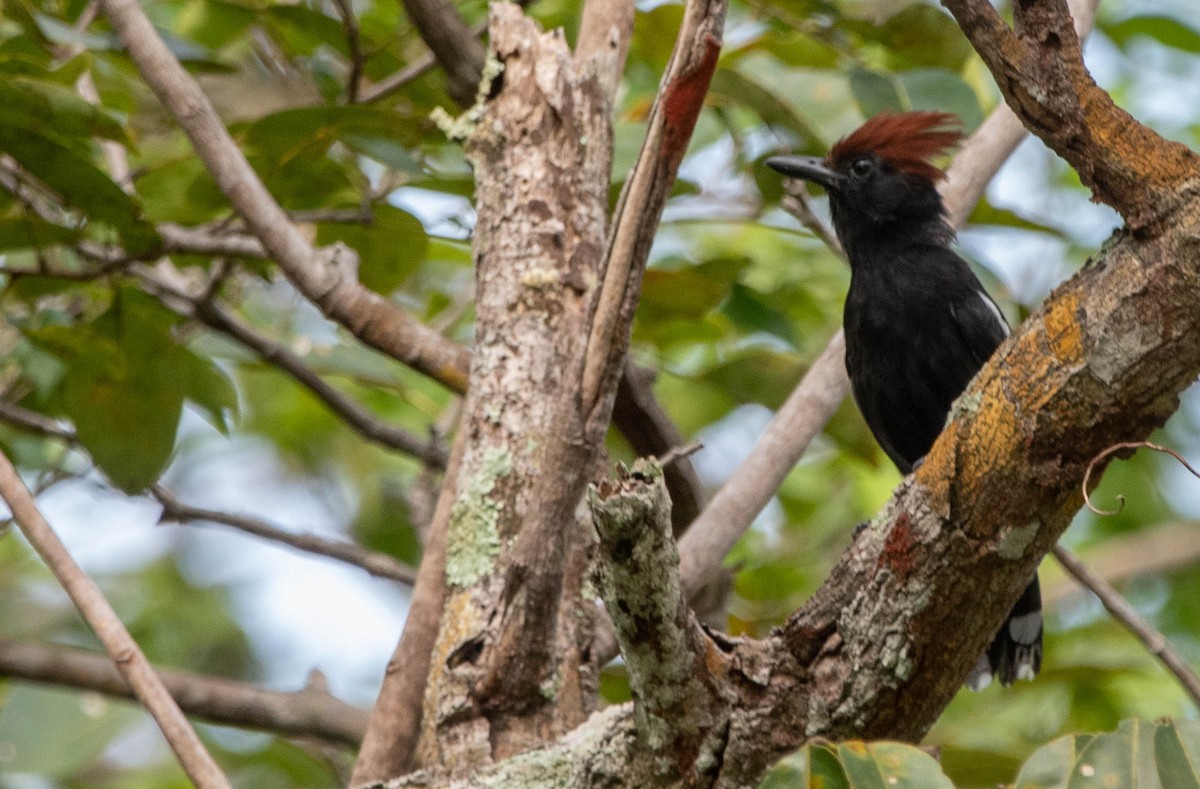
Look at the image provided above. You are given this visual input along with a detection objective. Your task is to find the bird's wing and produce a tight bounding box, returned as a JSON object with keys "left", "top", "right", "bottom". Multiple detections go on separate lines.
{"left": 949, "top": 287, "right": 1009, "bottom": 369}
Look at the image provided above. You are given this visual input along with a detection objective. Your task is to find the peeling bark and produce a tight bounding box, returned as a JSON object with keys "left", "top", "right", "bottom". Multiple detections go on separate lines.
{"left": 417, "top": 2, "right": 615, "bottom": 769}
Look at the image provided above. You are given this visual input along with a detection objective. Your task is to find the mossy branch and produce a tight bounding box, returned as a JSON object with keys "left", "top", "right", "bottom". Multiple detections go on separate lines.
{"left": 589, "top": 459, "right": 717, "bottom": 778}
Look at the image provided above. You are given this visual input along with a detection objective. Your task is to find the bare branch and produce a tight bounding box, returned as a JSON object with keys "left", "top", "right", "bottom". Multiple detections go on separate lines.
{"left": 400, "top": 0, "right": 486, "bottom": 107}
{"left": 0, "top": 638, "right": 368, "bottom": 747}
{"left": 136, "top": 265, "right": 447, "bottom": 467}
{"left": 350, "top": 427, "right": 465, "bottom": 784}
{"left": 152, "top": 487, "right": 417, "bottom": 585}
{"left": 331, "top": 0, "right": 365, "bottom": 102}
{"left": 941, "top": 0, "right": 1200, "bottom": 231}
{"left": 0, "top": 450, "right": 231, "bottom": 788}
{"left": 101, "top": 0, "right": 472, "bottom": 393}
{"left": 575, "top": 0, "right": 634, "bottom": 101}
{"left": 581, "top": 0, "right": 727, "bottom": 413}
{"left": 1052, "top": 544, "right": 1200, "bottom": 707}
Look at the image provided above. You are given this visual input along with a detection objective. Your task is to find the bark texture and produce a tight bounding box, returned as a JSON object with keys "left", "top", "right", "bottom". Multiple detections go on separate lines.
{"left": 417, "top": 3, "right": 615, "bottom": 769}
{"left": 384, "top": 159, "right": 1200, "bottom": 789}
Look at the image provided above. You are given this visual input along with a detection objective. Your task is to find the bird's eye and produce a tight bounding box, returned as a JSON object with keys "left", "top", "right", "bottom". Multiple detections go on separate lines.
{"left": 851, "top": 158, "right": 872, "bottom": 177}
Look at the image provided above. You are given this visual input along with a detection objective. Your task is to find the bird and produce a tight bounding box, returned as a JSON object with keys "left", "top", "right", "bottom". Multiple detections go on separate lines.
{"left": 766, "top": 111, "right": 1041, "bottom": 689}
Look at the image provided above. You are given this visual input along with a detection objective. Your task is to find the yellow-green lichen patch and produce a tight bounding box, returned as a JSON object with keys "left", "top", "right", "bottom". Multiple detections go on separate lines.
{"left": 445, "top": 446, "right": 513, "bottom": 588}
{"left": 432, "top": 53, "right": 505, "bottom": 142}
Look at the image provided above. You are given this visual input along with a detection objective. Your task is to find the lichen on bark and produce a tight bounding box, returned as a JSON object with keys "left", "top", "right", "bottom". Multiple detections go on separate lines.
{"left": 444, "top": 446, "right": 512, "bottom": 588}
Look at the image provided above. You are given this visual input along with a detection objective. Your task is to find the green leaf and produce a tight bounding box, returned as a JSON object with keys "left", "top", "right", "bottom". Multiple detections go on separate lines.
{"left": 849, "top": 68, "right": 905, "bottom": 117}
{"left": 897, "top": 69, "right": 983, "bottom": 130}
{"left": 1105, "top": 15, "right": 1200, "bottom": 54}
{"left": 759, "top": 740, "right": 954, "bottom": 788}
{"left": 0, "top": 124, "right": 157, "bottom": 252}
{"left": 1015, "top": 719, "right": 1200, "bottom": 789}
{"left": 179, "top": 349, "right": 238, "bottom": 434}
{"left": 0, "top": 686, "right": 141, "bottom": 776}
{"left": 263, "top": 4, "right": 349, "bottom": 58}
{"left": 722, "top": 284, "right": 796, "bottom": 344}
{"left": 0, "top": 217, "right": 80, "bottom": 252}
{"left": 55, "top": 293, "right": 186, "bottom": 492}
{"left": 0, "top": 76, "right": 130, "bottom": 146}
{"left": 316, "top": 205, "right": 429, "bottom": 294}
{"left": 709, "top": 68, "right": 821, "bottom": 146}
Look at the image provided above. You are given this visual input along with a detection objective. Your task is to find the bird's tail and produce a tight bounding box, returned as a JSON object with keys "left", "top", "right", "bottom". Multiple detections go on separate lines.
{"left": 965, "top": 576, "right": 1043, "bottom": 690}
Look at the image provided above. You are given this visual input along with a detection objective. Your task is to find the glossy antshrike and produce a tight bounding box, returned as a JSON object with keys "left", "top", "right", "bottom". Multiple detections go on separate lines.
{"left": 767, "top": 112, "right": 1041, "bottom": 689}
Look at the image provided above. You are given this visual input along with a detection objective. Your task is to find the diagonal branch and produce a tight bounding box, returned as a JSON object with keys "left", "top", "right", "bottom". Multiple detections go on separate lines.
{"left": 400, "top": 0, "right": 486, "bottom": 108}
{"left": 101, "top": 0, "right": 471, "bottom": 393}
{"left": 153, "top": 487, "right": 417, "bottom": 585}
{"left": 1052, "top": 544, "right": 1200, "bottom": 707}
{"left": 0, "top": 450, "right": 231, "bottom": 787}
{"left": 941, "top": 0, "right": 1200, "bottom": 231}
{"left": 580, "top": 0, "right": 727, "bottom": 415}
{"left": 0, "top": 638, "right": 368, "bottom": 747}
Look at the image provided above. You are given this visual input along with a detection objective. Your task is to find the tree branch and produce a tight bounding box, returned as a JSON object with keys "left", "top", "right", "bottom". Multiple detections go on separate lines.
{"left": 101, "top": 0, "right": 472, "bottom": 393}
{"left": 581, "top": 0, "right": 727, "bottom": 414}
{"left": 575, "top": 0, "right": 634, "bottom": 101}
{"left": 1052, "top": 544, "right": 1200, "bottom": 707}
{"left": 350, "top": 427, "right": 465, "bottom": 785}
{"left": 135, "top": 265, "right": 447, "bottom": 467}
{"left": 400, "top": 0, "right": 486, "bottom": 108}
{"left": 152, "top": 487, "right": 417, "bottom": 585}
{"left": 0, "top": 639, "right": 368, "bottom": 747}
{"left": 940, "top": 0, "right": 1200, "bottom": 231}
{"left": 589, "top": 460, "right": 721, "bottom": 780}
{"left": 0, "top": 450, "right": 231, "bottom": 788}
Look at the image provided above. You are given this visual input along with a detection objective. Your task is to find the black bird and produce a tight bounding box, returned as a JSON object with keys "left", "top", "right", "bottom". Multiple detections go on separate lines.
{"left": 767, "top": 112, "right": 1041, "bottom": 689}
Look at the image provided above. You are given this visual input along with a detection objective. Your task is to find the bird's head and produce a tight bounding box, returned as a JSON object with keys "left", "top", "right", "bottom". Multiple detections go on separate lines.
{"left": 767, "top": 111, "right": 964, "bottom": 246}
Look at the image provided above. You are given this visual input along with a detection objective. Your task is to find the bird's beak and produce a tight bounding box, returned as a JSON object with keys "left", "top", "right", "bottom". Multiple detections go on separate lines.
{"left": 765, "top": 155, "right": 843, "bottom": 191}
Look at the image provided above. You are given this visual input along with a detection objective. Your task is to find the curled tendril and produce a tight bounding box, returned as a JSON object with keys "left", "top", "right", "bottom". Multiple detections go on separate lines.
{"left": 1083, "top": 441, "right": 1200, "bottom": 516}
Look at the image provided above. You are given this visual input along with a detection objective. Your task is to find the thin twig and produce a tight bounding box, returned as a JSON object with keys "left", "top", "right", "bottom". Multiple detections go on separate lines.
{"left": 152, "top": 487, "right": 417, "bottom": 585}
{"left": 1082, "top": 440, "right": 1200, "bottom": 516}
{"left": 781, "top": 183, "right": 842, "bottom": 258}
{"left": 1052, "top": 544, "right": 1200, "bottom": 707}
{"left": 0, "top": 638, "right": 368, "bottom": 747}
{"left": 0, "top": 450, "right": 231, "bottom": 788}
{"left": 331, "top": 0, "right": 365, "bottom": 102}
{"left": 0, "top": 400, "right": 77, "bottom": 441}
{"left": 135, "top": 266, "right": 447, "bottom": 468}
{"left": 658, "top": 441, "right": 703, "bottom": 468}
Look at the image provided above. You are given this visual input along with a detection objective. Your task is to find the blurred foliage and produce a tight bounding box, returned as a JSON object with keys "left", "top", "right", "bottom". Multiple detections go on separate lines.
{"left": 0, "top": 0, "right": 1197, "bottom": 786}
{"left": 760, "top": 718, "right": 1200, "bottom": 789}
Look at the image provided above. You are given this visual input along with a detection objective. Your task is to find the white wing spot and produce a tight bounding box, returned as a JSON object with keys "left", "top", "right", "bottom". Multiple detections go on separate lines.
{"left": 978, "top": 291, "right": 1010, "bottom": 337}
